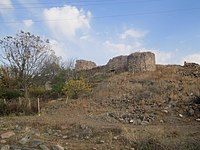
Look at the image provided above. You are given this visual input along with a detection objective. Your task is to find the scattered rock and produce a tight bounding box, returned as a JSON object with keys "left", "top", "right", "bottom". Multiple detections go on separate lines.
{"left": 113, "top": 136, "right": 118, "bottom": 140}
{"left": 141, "top": 121, "right": 149, "bottom": 125}
{"left": 196, "top": 118, "right": 200, "bottom": 122}
{"left": 31, "top": 139, "right": 43, "bottom": 147}
{"left": 0, "top": 140, "right": 6, "bottom": 144}
{"left": 160, "top": 120, "right": 164, "bottom": 123}
{"left": 99, "top": 140, "right": 105, "bottom": 144}
{"left": 1, "top": 145, "right": 10, "bottom": 150}
{"left": 188, "top": 108, "right": 195, "bottom": 116}
{"left": 52, "top": 144, "right": 65, "bottom": 150}
{"left": 161, "top": 110, "right": 168, "bottom": 114}
{"left": 40, "top": 144, "right": 50, "bottom": 150}
{"left": 19, "top": 135, "right": 31, "bottom": 145}
{"left": 179, "top": 114, "right": 183, "bottom": 118}
{"left": 1, "top": 131, "right": 15, "bottom": 139}
{"left": 62, "top": 135, "right": 68, "bottom": 139}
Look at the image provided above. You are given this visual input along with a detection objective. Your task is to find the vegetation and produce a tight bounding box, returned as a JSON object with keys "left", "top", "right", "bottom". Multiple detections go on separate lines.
{"left": 0, "top": 31, "right": 54, "bottom": 109}
{"left": 0, "top": 31, "right": 77, "bottom": 113}
{"left": 63, "top": 77, "right": 91, "bottom": 99}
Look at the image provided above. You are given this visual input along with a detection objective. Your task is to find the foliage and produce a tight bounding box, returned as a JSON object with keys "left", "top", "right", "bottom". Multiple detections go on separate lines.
{"left": 0, "top": 30, "right": 55, "bottom": 109}
{"left": 91, "top": 74, "right": 107, "bottom": 82}
{"left": 33, "top": 58, "right": 76, "bottom": 95}
{"left": 0, "top": 88, "right": 21, "bottom": 100}
{"left": 63, "top": 77, "right": 91, "bottom": 99}
{"left": 29, "top": 86, "right": 47, "bottom": 98}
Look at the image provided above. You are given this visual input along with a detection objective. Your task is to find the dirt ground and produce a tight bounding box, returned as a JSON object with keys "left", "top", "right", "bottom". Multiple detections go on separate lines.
{"left": 1, "top": 65, "right": 200, "bottom": 150}
{"left": 0, "top": 97, "right": 200, "bottom": 150}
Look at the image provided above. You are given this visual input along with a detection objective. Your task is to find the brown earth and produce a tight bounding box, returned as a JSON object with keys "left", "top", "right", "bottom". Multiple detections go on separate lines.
{"left": 0, "top": 64, "right": 200, "bottom": 150}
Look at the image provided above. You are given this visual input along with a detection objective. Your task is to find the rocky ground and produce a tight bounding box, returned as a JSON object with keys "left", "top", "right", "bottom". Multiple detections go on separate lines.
{"left": 1, "top": 64, "right": 200, "bottom": 150}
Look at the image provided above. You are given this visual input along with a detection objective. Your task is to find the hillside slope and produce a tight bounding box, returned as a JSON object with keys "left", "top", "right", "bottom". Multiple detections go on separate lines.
{"left": 0, "top": 64, "right": 200, "bottom": 150}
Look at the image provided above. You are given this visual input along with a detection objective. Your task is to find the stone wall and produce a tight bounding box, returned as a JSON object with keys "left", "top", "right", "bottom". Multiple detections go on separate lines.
{"left": 75, "top": 60, "right": 97, "bottom": 71}
{"left": 75, "top": 52, "right": 156, "bottom": 74}
{"left": 127, "top": 52, "right": 156, "bottom": 73}
{"left": 106, "top": 55, "right": 128, "bottom": 73}
{"left": 181, "top": 61, "right": 200, "bottom": 77}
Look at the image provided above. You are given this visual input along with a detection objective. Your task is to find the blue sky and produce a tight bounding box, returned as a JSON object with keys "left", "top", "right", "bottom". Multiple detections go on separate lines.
{"left": 0, "top": 0, "right": 200, "bottom": 65}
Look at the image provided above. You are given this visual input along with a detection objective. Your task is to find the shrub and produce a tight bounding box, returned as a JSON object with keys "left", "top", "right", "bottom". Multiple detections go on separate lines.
{"left": 29, "top": 86, "right": 47, "bottom": 98}
{"left": 63, "top": 77, "right": 91, "bottom": 99}
{"left": 0, "top": 88, "right": 21, "bottom": 99}
{"left": 91, "top": 74, "right": 107, "bottom": 82}
{"left": 0, "top": 98, "right": 38, "bottom": 116}
{"left": 52, "top": 82, "right": 65, "bottom": 94}
{"left": 136, "top": 137, "right": 164, "bottom": 150}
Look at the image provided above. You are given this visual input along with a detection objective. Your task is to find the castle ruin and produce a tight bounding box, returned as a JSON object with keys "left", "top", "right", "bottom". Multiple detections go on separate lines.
{"left": 127, "top": 52, "right": 156, "bottom": 73}
{"left": 75, "top": 60, "right": 97, "bottom": 71}
{"left": 75, "top": 52, "right": 156, "bottom": 73}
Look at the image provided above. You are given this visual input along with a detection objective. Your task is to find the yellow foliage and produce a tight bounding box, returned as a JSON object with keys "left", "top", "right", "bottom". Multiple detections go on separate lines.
{"left": 63, "top": 77, "right": 91, "bottom": 99}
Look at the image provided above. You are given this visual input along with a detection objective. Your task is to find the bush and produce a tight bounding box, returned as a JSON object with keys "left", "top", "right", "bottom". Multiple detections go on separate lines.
{"left": 63, "top": 77, "right": 91, "bottom": 99}
{"left": 0, "top": 98, "right": 38, "bottom": 116}
{"left": 91, "top": 74, "right": 107, "bottom": 82}
{"left": 136, "top": 138, "right": 164, "bottom": 150}
{"left": 52, "top": 82, "right": 65, "bottom": 94}
{"left": 0, "top": 88, "right": 21, "bottom": 99}
{"left": 29, "top": 86, "right": 47, "bottom": 98}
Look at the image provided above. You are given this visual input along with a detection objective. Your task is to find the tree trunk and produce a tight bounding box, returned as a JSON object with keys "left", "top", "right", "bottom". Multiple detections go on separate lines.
{"left": 25, "top": 82, "right": 31, "bottom": 110}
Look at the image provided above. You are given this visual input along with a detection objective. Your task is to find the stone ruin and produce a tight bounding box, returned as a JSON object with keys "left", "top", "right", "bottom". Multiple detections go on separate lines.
{"left": 182, "top": 61, "right": 200, "bottom": 78}
{"left": 106, "top": 52, "right": 156, "bottom": 73}
{"left": 107, "top": 55, "right": 128, "bottom": 72}
{"left": 75, "top": 59, "right": 97, "bottom": 71}
{"left": 127, "top": 52, "right": 156, "bottom": 73}
{"left": 75, "top": 52, "right": 156, "bottom": 73}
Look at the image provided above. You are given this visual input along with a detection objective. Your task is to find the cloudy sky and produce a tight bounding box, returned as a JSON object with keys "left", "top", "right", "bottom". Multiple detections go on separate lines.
{"left": 0, "top": 0, "right": 200, "bottom": 65}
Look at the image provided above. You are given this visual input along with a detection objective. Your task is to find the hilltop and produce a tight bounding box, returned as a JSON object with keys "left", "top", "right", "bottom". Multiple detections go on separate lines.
{"left": 0, "top": 52, "right": 200, "bottom": 150}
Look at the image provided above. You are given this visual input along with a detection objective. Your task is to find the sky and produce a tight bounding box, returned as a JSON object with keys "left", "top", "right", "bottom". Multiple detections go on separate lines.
{"left": 0, "top": 0, "right": 200, "bottom": 65}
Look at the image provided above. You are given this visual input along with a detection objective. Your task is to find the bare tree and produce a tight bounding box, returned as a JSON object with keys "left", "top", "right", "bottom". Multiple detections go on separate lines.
{"left": 0, "top": 30, "right": 53, "bottom": 109}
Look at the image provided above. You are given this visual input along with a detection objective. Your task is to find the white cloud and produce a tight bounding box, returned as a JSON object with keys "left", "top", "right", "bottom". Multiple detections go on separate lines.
{"left": 103, "top": 40, "right": 173, "bottom": 64}
{"left": 183, "top": 54, "right": 200, "bottom": 64}
{"left": 104, "top": 40, "right": 145, "bottom": 57}
{"left": 121, "top": 28, "right": 146, "bottom": 39}
{"left": 50, "top": 39, "right": 67, "bottom": 58}
{"left": 152, "top": 50, "right": 172, "bottom": 64}
{"left": 43, "top": 5, "right": 91, "bottom": 40}
{"left": 22, "top": 19, "right": 34, "bottom": 28}
{"left": 104, "top": 40, "right": 133, "bottom": 56}
{"left": 0, "top": 0, "right": 13, "bottom": 15}
{"left": 80, "top": 35, "right": 89, "bottom": 40}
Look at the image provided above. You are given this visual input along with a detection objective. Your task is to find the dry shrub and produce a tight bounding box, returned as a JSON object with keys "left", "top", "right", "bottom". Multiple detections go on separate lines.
{"left": 0, "top": 98, "right": 38, "bottom": 116}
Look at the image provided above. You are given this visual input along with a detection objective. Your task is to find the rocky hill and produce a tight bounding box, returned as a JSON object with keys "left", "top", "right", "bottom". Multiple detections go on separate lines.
{"left": 1, "top": 52, "right": 200, "bottom": 150}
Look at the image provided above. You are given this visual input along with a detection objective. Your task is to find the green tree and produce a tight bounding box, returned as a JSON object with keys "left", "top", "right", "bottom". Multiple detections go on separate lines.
{"left": 0, "top": 31, "right": 54, "bottom": 109}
